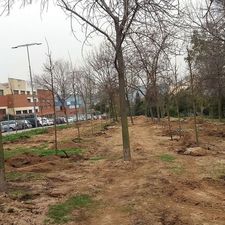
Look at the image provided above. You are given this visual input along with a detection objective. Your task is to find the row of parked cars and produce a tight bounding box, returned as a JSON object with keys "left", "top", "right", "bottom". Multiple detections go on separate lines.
{"left": 0, "top": 117, "right": 68, "bottom": 132}
{"left": 0, "top": 114, "right": 104, "bottom": 133}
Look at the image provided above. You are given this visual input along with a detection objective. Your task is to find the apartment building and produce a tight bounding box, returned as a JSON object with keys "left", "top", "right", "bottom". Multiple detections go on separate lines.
{"left": 0, "top": 78, "right": 54, "bottom": 120}
{"left": 0, "top": 78, "right": 84, "bottom": 120}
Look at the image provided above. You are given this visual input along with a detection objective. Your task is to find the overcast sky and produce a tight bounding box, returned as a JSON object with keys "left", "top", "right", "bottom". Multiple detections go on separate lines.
{"left": 0, "top": 1, "right": 201, "bottom": 84}
{"left": 0, "top": 2, "right": 101, "bottom": 83}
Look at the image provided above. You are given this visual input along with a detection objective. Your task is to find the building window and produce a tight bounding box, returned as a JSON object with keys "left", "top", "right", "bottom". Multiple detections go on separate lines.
{"left": 0, "top": 90, "right": 4, "bottom": 96}
{"left": 21, "top": 91, "right": 25, "bottom": 95}
{"left": 33, "top": 91, "right": 36, "bottom": 95}
{"left": 0, "top": 109, "right": 6, "bottom": 115}
{"left": 27, "top": 91, "right": 30, "bottom": 95}
{"left": 23, "top": 110, "right": 28, "bottom": 114}
{"left": 27, "top": 98, "right": 31, "bottom": 103}
{"left": 29, "top": 110, "right": 32, "bottom": 113}
{"left": 35, "top": 109, "right": 38, "bottom": 113}
{"left": 16, "top": 110, "right": 21, "bottom": 115}
{"left": 14, "top": 90, "right": 19, "bottom": 95}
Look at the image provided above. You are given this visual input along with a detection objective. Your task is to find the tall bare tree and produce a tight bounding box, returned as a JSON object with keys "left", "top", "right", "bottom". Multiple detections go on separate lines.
{"left": 2, "top": 0, "right": 180, "bottom": 160}
{"left": 53, "top": 60, "right": 72, "bottom": 124}
{"left": 186, "top": 48, "right": 199, "bottom": 145}
{"left": 87, "top": 43, "right": 119, "bottom": 122}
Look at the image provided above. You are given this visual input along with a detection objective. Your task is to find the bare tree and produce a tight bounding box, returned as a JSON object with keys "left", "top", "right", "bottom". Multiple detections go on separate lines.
{"left": 2, "top": 0, "right": 180, "bottom": 160}
{"left": 87, "top": 43, "right": 119, "bottom": 122}
{"left": 70, "top": 68, "right": 81, "bottom": 140}
{"left": 53, "top": 60, "right": 72, "bottom": 124}
{"left": 186, "top": 48, "right": 199, "bottom": 145}
{"left": 43, "top": 47, "right": 58, "bottom": 153}
{"left": 128, "top": 28, "right": 172, "bottom": 121}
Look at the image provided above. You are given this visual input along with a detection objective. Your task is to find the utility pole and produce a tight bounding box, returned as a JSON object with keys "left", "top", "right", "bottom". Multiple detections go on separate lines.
{"left": 12, "top": 43, "right": 42, "bottom": 128}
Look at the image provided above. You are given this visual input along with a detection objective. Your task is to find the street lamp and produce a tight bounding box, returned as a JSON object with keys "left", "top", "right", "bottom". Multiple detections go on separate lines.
{"left": 12, "top": 42, "right": 42, "bottom": 128}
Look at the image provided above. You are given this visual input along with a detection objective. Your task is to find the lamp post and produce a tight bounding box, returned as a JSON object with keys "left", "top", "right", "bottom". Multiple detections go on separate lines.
{"left": 12, "top": 42, "right": 42, "bottom": 128}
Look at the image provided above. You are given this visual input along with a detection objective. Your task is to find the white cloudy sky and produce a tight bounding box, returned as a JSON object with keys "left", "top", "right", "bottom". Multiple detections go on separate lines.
{"left": 0, "top": 2, "right": 102, "bottom": 83}
{"left": 0, "top": 0, "right": 201, "bottom": 83}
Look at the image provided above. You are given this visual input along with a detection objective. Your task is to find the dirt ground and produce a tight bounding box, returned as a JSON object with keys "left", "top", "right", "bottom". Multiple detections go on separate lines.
{"left": 0, "top": 116, "right": 225, "bottom": 225}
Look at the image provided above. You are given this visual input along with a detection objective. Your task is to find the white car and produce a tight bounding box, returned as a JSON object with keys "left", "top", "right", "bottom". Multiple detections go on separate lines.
{"left": 47, "top": 118, "right": 54, "bottom": 125}
{"left": 68, "top": 117, "right": 75, "bottom": 123}
{"left": 37, "top": 117, "right": 49, "bottom": 126}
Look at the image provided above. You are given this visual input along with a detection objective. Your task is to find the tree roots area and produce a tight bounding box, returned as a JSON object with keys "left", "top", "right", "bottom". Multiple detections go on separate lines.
{"left": 0, "top": 116, "right": 225, "bottom": 225}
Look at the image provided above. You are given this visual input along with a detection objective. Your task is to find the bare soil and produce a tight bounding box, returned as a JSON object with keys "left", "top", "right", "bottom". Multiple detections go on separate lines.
{"left": 1, "top": 116, "right": 225, "bottom": 225}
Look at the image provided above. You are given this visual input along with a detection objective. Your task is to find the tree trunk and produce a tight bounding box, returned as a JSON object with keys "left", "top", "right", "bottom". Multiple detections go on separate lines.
{"left": 176, "top": 98, "right": 182, "bottom": 139}
{"left": 200, "top": 101, "right": 204, "bottom": 117}
{"left": 0, "top": 126, "right": 6, "bottom": 192}
{"left": 188, "top": 50, "right": 199, "bottom": 145}
{"left": 115, "top": 44, "right": 131, "bottom": 161}
{"left": 110, "top": 97, "right": 115, "bottom": 121}
{"left": 156, "top": 103, "right": 160, "bottom": 122}
{"left": 167, "top": 102, "right": 173, "bottom": 140}
{"left": 218, "top": 95, "right": 222, "bottom": 122}
{"left": 51, "top": 91, "right": 58, "bottom": 154}
{"left": 84, "top": 101, "right": 88, "bottom": 121}
{"left": 73, "top": 91, "right": 81, "bottom": 139}
{"left": 149, "top": 106, "right": 154, "bottom": 121}
{"left": 145, "top": 97, "right": 154, "bottom": 121}
{"left": 62, "top": 102, "right": 69, "bottom": 125}
{"left": 126, "top": 92, "right": 134, "bottom": 125}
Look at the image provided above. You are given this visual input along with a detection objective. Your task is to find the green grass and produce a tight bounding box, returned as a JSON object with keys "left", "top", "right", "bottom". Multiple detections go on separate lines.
{"left": 47, "top": 195, "right": 92, "bottom": 224}
{"left": 6, "top": 171, "right": 43, "bottom": 182}
{"left": 8, "top": 189, "right": 33, "bottom": 201}
{"left": 170, "top": 164, "right": 185, "bottom": 175}
{"left": 3, "top": 128, "right": 48, "bottom": 143}
{"left": 4, "top": 146, "right": 83, "bottom": 160}
{"left": 159, "top": 154, "right": 176, "bottom": 163}
{"left": 89, "top": 156, "right": 105, "bottom": 161}
{"left": 57, "top": 124, "right": 72, "bottom": 130}
{"left": 39, "top": 148, "right": 83, "bottom": 157}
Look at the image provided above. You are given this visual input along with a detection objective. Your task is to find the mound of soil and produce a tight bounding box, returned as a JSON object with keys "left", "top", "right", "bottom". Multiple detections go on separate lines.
{"left": 7, "top": 153, "right": 49, "bottom": 168}
{"left": 207, "top": 129, "right": 225, "bottom": 137}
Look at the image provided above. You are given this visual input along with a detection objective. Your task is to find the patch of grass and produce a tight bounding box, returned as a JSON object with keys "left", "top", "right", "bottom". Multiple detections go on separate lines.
{"left": 3, "top": 128, "right": 48, "bottom": 143}
{"left": 210, "top": 162, "right": 225, "bottom": 180}
{"left": 39, "top": 148, "right": 83, "bottom": 157}
{"left": 89, "top": 156, "right": 105, "bottom": 161}
{"left": 57, "top": 124, "right": 72, "bottom": 130}
{"left": 159, "top": 154, "right": 176, "bottom": 163}
{"left": 4, "top": 148, "right": 30, "bottom": 160}
{"left": 4, "top": 146, "right": 83, "bottom": 160}
{"left": 6, "top": 171, "right": 43, "bottom": 182}
{"left": 8, "top": 189, "right": 33, "bottom": 201}
{"left": 47, "top": 194, "right": 92, "bottom": 224}
{"left": 170, "top": 164, "right": 185, "bottom": 175}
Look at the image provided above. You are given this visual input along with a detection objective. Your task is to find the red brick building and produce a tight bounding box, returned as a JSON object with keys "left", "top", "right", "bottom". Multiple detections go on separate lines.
{"left": 0, "top": 78, "right": 82, "bottom": 120}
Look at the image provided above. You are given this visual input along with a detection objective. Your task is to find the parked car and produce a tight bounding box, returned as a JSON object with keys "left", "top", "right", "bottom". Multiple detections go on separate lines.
{"left": 68, "top": 117, "right": 74, "bottom": 123}
{"left": 47, "top": 118, "right": 54, "bottom": 126}
{"left": 55, "top": 117, "right": 66, "bottom": 124}
{"left": 0, "top": 120, "right": 17, "bottom": 131}
{"left": 26, "top": 118, "right": 42, "bottom": 127}
{"left": 16, "top": 120, "right": 32, "bottom": 130}
{"left": 1, "top": 124, "right": 7, "bottom": 132}
{"left": 37, "top": 117, "right": 49, "bottom": 126}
